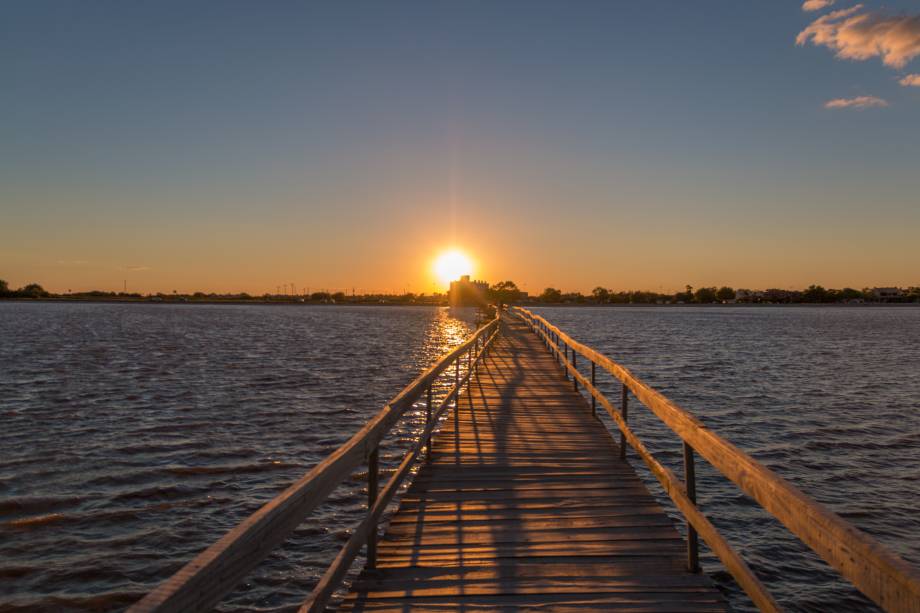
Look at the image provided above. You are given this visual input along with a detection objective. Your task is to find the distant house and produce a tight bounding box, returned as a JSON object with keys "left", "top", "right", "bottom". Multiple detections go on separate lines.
{"left": 449, "top": 275, "right": 489, "bottom": 307}
{"left": 734, "top": 289, "right": 764, "bottom": 303}
{"left": 872, "top": 287, "right": 903, "bottom": 300}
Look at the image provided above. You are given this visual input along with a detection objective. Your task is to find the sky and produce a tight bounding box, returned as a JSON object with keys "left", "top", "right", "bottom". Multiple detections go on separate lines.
{"left": 2, "top": 1, "right": 919, "bottom": 295}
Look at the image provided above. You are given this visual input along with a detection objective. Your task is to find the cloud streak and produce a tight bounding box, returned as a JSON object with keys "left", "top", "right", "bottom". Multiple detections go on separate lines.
{"left": 797, "top": 4, "right": 920, "bottom": 69}
{"left": 802, "top": 0, "right": 835, "bottom": 12}
{"left": 824, "top": 95, "right": 888, "bottom": 109}
{"left": 900, "top": 73, "right": 920, "bottom": 86}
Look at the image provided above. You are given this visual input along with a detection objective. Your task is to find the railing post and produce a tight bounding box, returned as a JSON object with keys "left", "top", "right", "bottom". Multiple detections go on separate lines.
{"left": 366, "top": 447, "right": 379, "bottom": 568}
{"left": 619, "top": 383, "right": 628, "bottom": 460}
{"left": 478, "top": 333, "right": 483, "bottom": 368}
{"left": 425, "top": 383, "right": 433, "bottom": 462}
{"left": 455, "top": 355, "right": 459, "bottom": 388}
{"left": 563, "top": 343, "right": 569, "bottom": 379}
{"left": 476, "top": 335, "right": 481, "bottom": 372}
{"left": 572, "top": 351, "right": 578, "bottom": 391}
{"left": 590, "top": 361, "right": 596, "bottom": 416}
{"left": 684, "top": 442, "right": 700, "bottom": 573}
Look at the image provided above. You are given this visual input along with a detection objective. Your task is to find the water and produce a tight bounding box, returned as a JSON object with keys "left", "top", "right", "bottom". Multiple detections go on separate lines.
{"left": 1, "top": 303, "right": 918, "bottom": 612}
{"left": 0, "top": 303, "right": 477, "bottom": 612}
{"left": 531, "top": 305, "right": 920, "bottom": 612}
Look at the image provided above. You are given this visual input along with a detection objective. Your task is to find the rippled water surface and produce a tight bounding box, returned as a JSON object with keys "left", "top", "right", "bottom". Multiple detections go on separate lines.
{"left": 2, "top": 303, "right": 919, "bottom": 612}
{"left": 532, "top": 306, "right": 920, "bottom": 612}
{"left": 0, "top": 303, "right": 477, "bottom": 612}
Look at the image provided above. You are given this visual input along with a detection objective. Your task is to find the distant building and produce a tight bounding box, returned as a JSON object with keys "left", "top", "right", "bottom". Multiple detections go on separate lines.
{"left": 734, "top": 289, "right": 764, "bottom": 302}
{"left": 449, "top": 275, "right": 489, "bottom": 307}
{"left": 872, "top": 287, "right": 903, "bottom": 300}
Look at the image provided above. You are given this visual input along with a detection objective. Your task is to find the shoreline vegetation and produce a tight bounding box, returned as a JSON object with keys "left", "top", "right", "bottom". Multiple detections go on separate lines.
{"left": 2, "top": 279, "right": 918, "bottom": 305}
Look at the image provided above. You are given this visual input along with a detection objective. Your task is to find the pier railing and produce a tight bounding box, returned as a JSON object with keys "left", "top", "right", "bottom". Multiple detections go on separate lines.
{"left": 130, "top": 314, "right": 501, "bottom": 613}
{"left": 512, "top": 305, "right": 920, "bottom": 613}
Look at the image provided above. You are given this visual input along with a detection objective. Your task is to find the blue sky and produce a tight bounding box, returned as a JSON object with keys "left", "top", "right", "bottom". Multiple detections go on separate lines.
{"left": 2, "top": 1, "right": 918, "bottom": 293}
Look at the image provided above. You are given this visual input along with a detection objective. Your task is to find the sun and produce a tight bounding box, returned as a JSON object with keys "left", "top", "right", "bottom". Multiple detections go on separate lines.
{"left": 433, "top": 249, "right": 474, "bottom": 288}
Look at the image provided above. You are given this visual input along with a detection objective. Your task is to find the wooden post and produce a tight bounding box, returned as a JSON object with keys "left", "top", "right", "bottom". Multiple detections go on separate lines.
{"left": 684, "top": 442, "right": 700, "bottom": 573}
{"left": 366, "top": 447, "right": 379, "bottom": 568}
{"left": 455, "top": 356, "right": 459, "bottom": 388}
{"left": 425, "top": 384, "right": 433, "bottom": 462}
{"left": 572, "top": 351, "right": 578, "bottom": 391}
{"left": 563, "top": 344, "right": 569, "bottom": 379}
{"left": 590, "top": 361, "right": 596, "bottom": 416}
{"left": 476, "top": 334, "right": 481, "bottom": 373}
{"left": 619, "top": 384, "right": 628, "bottom": 460}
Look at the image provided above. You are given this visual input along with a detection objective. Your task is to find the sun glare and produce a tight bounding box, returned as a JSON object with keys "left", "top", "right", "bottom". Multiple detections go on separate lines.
{"left": 433, "top": 249, "right": 474, "bottom": 288}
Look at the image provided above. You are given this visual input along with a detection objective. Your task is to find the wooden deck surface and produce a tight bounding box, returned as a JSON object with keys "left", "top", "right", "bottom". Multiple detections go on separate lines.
{"left": 338, "top": 317, "right": 728, "bottom": 612}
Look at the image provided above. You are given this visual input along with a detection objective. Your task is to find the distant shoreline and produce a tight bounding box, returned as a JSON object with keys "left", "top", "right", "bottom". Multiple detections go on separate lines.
{"left": 1, "top": 298, "right": 917, "bottom": 308}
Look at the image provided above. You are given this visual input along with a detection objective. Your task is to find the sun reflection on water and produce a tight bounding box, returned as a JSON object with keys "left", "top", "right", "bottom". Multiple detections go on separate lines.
{"left": 426, "top": 306, "right": 478, "bottom": 358}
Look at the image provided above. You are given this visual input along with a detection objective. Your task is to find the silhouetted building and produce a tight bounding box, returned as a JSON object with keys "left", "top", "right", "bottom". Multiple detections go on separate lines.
{"left": 449, "top": 275, "right": 489, "bottom": 307}
{"left": 873, "top": 287, "right": 903, "bottom": 300}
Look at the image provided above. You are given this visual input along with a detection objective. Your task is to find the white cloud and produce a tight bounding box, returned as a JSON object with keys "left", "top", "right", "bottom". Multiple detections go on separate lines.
{"left": 802, "top": 0, "right": 835, "bottom": 12}
{"left": 824, "top": 95, "right": 889, "bottom": 109}
{"left": 899, "top": 73, "right": 920, "bottom": 86}
{"left": 126, "top": 265, "right": 151, "bottom": 271}
{"left": 797, "top": 4, "right": 920, "bottom": 69}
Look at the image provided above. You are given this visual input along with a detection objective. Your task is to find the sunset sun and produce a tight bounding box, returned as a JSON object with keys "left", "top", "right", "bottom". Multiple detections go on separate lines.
{"left": 433, "top": 249, "right": 473, "bottom": 288}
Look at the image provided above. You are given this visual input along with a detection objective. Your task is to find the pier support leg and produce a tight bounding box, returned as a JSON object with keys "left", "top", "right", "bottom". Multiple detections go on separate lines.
{"left": 619, "top": 384, "right": 628, "bottom": 460}
{"left": 591, "top": 362, "right": 596, "bottom": 416}
{"left": 366, "top": 447, "right": 379, "bottom": 568}
{"left": 572, "top": 352, "right": 578, "bottom": 391}
{"left": 425, "top": 384, "right": 432, "bottom": 462}
{"left": 683, "top": 442, "right": 700, "bottom": 573}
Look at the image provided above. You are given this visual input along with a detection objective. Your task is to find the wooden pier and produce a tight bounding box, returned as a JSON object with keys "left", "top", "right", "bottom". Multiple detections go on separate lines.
{"left": 132, "top": 308, "right": 920, "bottom": 613}
{"left": 337, "top": 315, "right": 727, "bottom": 611}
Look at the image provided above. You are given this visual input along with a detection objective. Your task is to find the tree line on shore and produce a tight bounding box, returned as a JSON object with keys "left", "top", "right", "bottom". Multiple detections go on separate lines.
{"left": 0, "top": 280, "right": 51, "bottom": 299}
{"left": 0, "top": 279, "right": 441, "bottom": 304}
{"left": 3, "top": 278, "right": 919, "bottom": 304}
{"left": 489, "top": 281, "right": 920, "bottom": 304}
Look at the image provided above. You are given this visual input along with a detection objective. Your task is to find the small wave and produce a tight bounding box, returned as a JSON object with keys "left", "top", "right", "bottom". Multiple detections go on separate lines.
{"left": 42, "top": 590, "right": 147, "bottom": 612}
{"left": 3, "top": 512, "right": 67, "bottom": 529}
{"left": 163, "top": 461, "right": 301, "bottom": 476}
{"left": 113, "top": 484, "right": 199, "bottom": 502}
{"left": 0, "top": 495, "right": 85, "bottom": 516}
{"left": 0, "top": 564, "right": 35, "bottom": 579}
